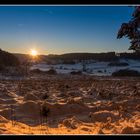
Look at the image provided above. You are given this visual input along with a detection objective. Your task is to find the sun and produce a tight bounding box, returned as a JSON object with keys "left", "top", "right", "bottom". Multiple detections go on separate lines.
{"left": 30, "top": 49, "right": 38, "bottom": 56}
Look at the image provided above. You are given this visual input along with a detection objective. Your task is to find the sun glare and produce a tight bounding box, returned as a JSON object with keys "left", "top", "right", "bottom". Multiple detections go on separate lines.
{"left": 30, "top": 49, "right": 38, "bottom": 56}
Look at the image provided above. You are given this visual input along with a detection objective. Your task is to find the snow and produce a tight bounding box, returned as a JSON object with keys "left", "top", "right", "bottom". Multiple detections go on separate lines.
{"left": 30, "top": 59, "right": 140, "bottom": 76}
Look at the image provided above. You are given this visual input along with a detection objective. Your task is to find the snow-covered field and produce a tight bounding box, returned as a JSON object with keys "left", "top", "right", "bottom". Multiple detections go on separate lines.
{"left": 0, "top": 75, "right": 140, "bottom": 134}
{"left": 0, "top": 59, "right": 140, "bottom": 134}
{"left": 31, "top": 59, "right": 140, "bottom": 76}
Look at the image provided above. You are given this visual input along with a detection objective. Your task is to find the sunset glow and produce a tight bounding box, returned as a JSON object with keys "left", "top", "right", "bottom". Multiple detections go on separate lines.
{"left": 30, "top": 49, "right": 38, "bottom": 56}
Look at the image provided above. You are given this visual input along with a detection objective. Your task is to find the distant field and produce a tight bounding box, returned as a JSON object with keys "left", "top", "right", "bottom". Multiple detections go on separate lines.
{"left": 30, "top": 59, "right": 140, "bottom": 76}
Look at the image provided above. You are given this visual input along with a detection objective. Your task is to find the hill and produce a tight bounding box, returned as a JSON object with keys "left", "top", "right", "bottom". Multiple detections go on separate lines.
{"left": 13, "top": 52, "right": 140, "bottom": 64}
{"left": 0, "top": 49, "right": 20, "bottom": 67}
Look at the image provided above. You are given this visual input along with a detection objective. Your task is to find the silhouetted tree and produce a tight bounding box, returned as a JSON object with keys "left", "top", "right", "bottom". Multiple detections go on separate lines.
{"left": 82, "top": 60, "right": 86, "bottom": 72}
{"left": 117, "top": 6, "right": 140, "bottom": 52}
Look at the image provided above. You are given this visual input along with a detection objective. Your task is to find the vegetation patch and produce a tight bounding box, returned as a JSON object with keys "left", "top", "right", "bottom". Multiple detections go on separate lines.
{"left": 70, "top": 71, "right": 82, "bottom": 75}
{"left": 30, "top": 68, "right": 57, "bottom": 75}
{"left": 108, "top": 62, "right": 129, "bottom": 67}
{"left": 46, "top": 68, "right": 57, "bottom": 75}
{"left": 112, "top": 69, "right": 140, "bottom": 77}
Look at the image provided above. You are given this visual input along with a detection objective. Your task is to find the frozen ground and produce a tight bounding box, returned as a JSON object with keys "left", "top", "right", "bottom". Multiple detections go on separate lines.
{"left": 0, "top": 59, "right": 139, "bottom": 134}
{"left": 0, "top": 75, "right": 140, "bottom": 134}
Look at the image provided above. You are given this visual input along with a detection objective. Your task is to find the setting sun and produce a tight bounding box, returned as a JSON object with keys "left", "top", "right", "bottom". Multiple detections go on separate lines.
{"left": 30, "top": 49, "right": 38, "bottom": 56}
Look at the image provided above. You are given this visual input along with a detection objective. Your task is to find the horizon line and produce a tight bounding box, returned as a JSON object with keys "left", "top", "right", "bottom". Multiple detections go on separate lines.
{"left": 12, "top": 51, "right": 133, "bottom": 56}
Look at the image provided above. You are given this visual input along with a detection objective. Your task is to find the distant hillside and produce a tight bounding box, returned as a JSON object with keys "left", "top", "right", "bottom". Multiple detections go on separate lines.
{"left": 13, "top": 53, "right": 30, "bottom": 63}
{"left": 13, "top": 52, "right": 118, "bottom": 63}
{"left": 13, "top": 53, "right": 46, "bottom": 63}
{"left": 119, "top": 52, "right": 140, "bottom": 60}
{"left": 12, "top": 52, "right": 140, "bottom": 64}
{"left": 0, "top": 49, "right": 20, "bottom": 67}
{"left": 46, "top": 52, "right": 118, "bottom": 61}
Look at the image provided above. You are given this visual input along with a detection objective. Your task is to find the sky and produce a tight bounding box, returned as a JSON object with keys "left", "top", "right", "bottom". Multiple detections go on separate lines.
{"left": 0, "top": 5, "right": 134, "bottom": 55}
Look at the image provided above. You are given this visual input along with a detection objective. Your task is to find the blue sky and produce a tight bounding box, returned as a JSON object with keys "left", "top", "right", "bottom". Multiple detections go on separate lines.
{"left": 0, "top": 6, "right": 134, "bottom": 55}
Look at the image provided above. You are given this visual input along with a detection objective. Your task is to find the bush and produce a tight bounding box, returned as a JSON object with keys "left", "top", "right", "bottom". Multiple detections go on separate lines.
{"left": 97, "top": 70, "right": 103, "bottom": 73}
{"left": 1, "top": 66, "right": 27, "bottom": 76}
{"left": 62, "top": 60, "right": 76, "bottom": 64}
{"left": 70, "top": 70, "right": 82, "bottom": 75}
{"left": 41, "top": 104, "right": 50, "bottom": 117}
{"left": 30, "top": 69, "right": 43, "bottom": 74}
{"left": 65, "top": 84, "right": 70, "bottom": 89}
{"left": 108, "top": 62, "right": 129, "bottom": 67}
{"left": 30, "top": 68, "right": 57, "bottom": 75}
{"left": 46, "top": 68, "right": 57, "bottom": 75}
{"left": 59, "top": 66, "right": 63, "bottom": 69}
{"left": 0, "top": 48, "right": 20, "bottom": 67}
{"left": 42, "top": 94, "right": 49, "bottom": 100}
{"left": 0, "top": 64, "right": 5, "bottom": 71}
{"left": 112, "top": 69, "right": 140, "bottom": 77}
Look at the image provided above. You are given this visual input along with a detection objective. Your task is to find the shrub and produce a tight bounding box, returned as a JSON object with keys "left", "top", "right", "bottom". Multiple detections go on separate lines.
{"left": 97, "top": 70, "right": 103, "bottom": 73}
{"left": 70, "top": 70, "right": 82, "bottom": 75}
{"left": 0, "top": 48, "right": 20, "bottom": 66}
{"left": 108, "top": 62, "right": 129, "bottom": 67}
{"left": 42, "top": 94, "right": 49, "bottom": 100}
{"left": 0, "top": 64, "right": 5, "bottom": 71}
{"left": 59, "top": 66, "right": 63, "bottom": 69}
{"left": 62, "top": 60, "right": 76, "bottom": 64}
{"left": 65, "top": 85, "right": 70, "bottom": 89}
{"left": 31, "top": 68, "right": 57, "bottom": 75}
{"left": 46, "top": 68, "right": 57, "bottom": 75}
{"left": 112, "top": 69, "right": 140, "bottom": 77}
{"left": 41, "top": 104, "right": 50, "bottom": 117}
{"left": 30, "top": 69, "right": 43, "bottom": 74}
